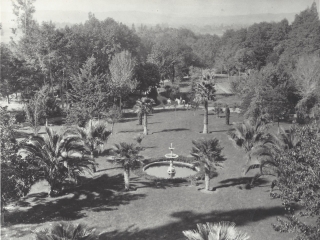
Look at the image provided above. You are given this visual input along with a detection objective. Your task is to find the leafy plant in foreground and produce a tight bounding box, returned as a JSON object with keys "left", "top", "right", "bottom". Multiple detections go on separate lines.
{"left": 183, "top": 221, "right": 250, "bottom": 240}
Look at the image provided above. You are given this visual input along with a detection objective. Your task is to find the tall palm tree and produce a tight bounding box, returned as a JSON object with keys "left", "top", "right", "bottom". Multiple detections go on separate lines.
{"left": 19, "top": 127, "right": 93, "bottom": 196}
{"left": 194, "top": 81, "right": 216, "bottom": 134}
{"left": 183, "top": 221, "right": 250, "bottom": 240}
{"left": 113, "top": 142, "right": 142, "bottom": 191}
{"left": 66, "top": 120, "right": 111, "bottom": 172}
{"left": 133, "top": 97, "right": 155, "bottom": 135}
{"left": 191, "top": 138, "right": 225, "bottom": 191}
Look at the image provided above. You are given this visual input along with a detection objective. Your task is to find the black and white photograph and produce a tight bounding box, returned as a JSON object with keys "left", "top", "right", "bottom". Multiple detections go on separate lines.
{"left": 1, "top": 0, "right": 320, "bottom": 239}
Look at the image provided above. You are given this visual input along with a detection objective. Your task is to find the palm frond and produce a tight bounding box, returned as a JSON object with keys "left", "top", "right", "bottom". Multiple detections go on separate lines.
{"left": 183, "top": 222, "right": 250, "bottom": 240}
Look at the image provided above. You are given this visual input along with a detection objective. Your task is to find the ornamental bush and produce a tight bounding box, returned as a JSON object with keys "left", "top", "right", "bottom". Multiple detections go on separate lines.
{"left": 272, "top": 123, "right": 320, "bottom": 239}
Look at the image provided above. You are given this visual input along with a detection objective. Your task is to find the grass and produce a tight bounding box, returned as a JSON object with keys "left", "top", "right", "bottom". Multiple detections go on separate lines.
{"left": 1, "top": 107, "right": 294, "bottom": 240}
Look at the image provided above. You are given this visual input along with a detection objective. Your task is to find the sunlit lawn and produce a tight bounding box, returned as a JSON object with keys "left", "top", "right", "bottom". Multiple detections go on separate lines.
{"left": 2, "top": 108, "right": 294, "bottom": 240}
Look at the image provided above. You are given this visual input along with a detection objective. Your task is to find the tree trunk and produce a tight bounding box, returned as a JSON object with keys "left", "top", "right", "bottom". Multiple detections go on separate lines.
{"left": 205, "top": 172, "right": 210, "bottom": 191}
{"left": 119, "top": 96, "right": 122, "bottom": 111}
{"left": 277, "top": 119, "right": 280, "bottom": 134}
{"left": 203, "top": 100, "right": 208, "bottom": 134}
{"left": 111, "top": 122, "right": 114, "bottom": 134}
{"left": 143, "top": 112, "right": 148, "bottom": 135}
{"left": 91, "top": 152, "right": 96, "bottom": 172}
{"left": 61, "top": 69, "right": 64, "bottom": 109}
{"left": 7, "top": 94, "right": 10, "bottom": 104}
{"left": 138, "top": 112, "right": 143, "bottom": 125}
{"left": 124, "top": 168, "right": 130, "bottom": 190}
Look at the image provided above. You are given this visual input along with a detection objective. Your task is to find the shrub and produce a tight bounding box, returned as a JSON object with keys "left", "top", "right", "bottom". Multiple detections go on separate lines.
{"left": 34, "top": 222, "right": 99, "bottom": 240}
{"left": 272, "top": 123, "right": 320, "bottom": 239}
{"left": 15, "top": 111, "right": 26, "bottom": 124}
{"left": 45, "top": 95, "right": 62, "bottom": 117}
{"left": 147, "top": 87, "right": 158, "bottom": 103}
{"left": 162, "top": 99, "right": 168, "bottom": 105}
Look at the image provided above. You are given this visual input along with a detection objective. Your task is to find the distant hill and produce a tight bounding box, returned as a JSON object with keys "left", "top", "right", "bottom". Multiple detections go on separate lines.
{"left": 1, "top": 10, "right": 297, "bottom": 43}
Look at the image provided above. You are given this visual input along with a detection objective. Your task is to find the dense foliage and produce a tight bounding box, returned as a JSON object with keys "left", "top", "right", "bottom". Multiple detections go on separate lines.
{"left": 272, "top": 123, "right": 320, "bottom": 240}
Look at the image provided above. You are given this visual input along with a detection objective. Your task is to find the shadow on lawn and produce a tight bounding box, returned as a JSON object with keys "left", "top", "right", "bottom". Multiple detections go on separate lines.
{"left": 100, "top": 206, "right": 286, "bottom": 240}
{"left": 153, "top": 128, "right": 190, "bottom": 134}
{"left": 4, "top": 174, "right": 146, "bottom": 227}
{"left": 216, "top": 177, "right": 270, "bottom": 189}
{"left": 117, "top": 129, "right": 143, "bottom": 133}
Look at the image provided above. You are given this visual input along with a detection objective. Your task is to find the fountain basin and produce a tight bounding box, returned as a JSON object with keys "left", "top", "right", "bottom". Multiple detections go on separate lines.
{"left": 143, "top": 161, "right": 200, "bottom": 179}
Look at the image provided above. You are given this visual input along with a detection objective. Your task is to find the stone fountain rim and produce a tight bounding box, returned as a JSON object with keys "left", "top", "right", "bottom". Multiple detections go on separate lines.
{"left": 143, "top": 161, "right": 200, "bottom": 172}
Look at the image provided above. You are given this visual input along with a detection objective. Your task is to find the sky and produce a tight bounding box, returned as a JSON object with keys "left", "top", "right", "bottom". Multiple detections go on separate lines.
{"left": 1, "top": 0, "right": 319, "bottom": 42}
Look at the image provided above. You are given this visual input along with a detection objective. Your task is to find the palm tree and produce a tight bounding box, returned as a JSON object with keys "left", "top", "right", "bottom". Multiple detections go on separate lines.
{"left": 244, "top": 126, "right": 301, "bottom": 188}
{"left": 19, "top": 127, "right": 93, "bottom": 196}
{"left": 66, "top": 120, "right": 111, "bottom": 172}
{"left": 228, "top": 118, "right": 274, "bottom": 186}
{"left": 194, "top": 81, "right": 216, "bottom": 134}
{"left": 113, "top": 142, "right": 142, "bottom": 191}
{"left": 35, "top": 222, "right": 99, "bottom": 240}
{"left": 191, "top": 138, "right": 225, "bottom": 191}
{"left": 133, "top": 97, "right": 155, "bottom": 135}
{"left": 183, "top": 221, "right": 250, "bottom": 240}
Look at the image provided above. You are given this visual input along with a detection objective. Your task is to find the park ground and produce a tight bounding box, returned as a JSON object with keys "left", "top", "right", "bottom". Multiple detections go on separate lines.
{"left": 1, "top": 106, "right": 294, "bottom": 240}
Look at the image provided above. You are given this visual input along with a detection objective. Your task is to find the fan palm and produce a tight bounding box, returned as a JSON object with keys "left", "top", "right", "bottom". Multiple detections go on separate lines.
{"left": 194, "top": 81, "right": 216, "bottom": 134}
{"left": 244, "top": 126, "right": 301, "bottom": 186}
{"left": 34, "top": 222, "right": 99, "bottom": 240}
{"left": 66, "top": 120, "right": 111, "bottom": 172}
{"left": 113, "top": 142, "right": 142, "bottom": 191}
{"left": 19, "top": 127, "right": 93, "bottom": 196}
{"left": 191, "top": 138, "right": 225, "bottom": 191}
{"left": 133, "top": 97, "right": 155, "bottom": 135}
{"left": 183, "top": 221, "right": 250, "bottom": 240}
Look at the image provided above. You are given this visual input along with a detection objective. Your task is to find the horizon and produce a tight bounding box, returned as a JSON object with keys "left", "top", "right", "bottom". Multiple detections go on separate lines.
{"left": 1, "top": 0, "right": 319, "bottom": 43}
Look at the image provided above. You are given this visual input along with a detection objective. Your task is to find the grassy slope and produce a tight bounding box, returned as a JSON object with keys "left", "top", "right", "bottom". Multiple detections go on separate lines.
{"left": 2, "top": 109, "right": 294, "bottom": 240}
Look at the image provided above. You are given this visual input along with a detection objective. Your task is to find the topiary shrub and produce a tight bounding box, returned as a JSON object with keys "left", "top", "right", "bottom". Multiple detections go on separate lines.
{"left": 225, "top": 106, "right": 230, "bottom": 125}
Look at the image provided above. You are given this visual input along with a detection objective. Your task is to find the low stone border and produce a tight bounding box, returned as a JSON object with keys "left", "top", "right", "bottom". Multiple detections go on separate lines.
{"left": 134, "top": 156, "right": 217, "bottom": 184}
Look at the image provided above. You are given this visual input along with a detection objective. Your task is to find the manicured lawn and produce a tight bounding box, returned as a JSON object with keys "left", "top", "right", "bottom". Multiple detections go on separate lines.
{"left": 2, "top": 109, "right": 294, "bottom": 240}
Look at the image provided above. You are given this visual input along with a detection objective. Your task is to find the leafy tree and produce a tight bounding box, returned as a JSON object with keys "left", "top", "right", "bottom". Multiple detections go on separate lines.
{"left": 239, "top": 64, "right": 293, "bottom": 123}
{"left": 109, "top": 50, "right": 137, "bottom": 110}
{"left": 66, "top": 120, "right": 111, "bottom": 172}
{"left": 67, "top": 56, "right": 111, "bottom": 126}
{"left": 190, "top": 138, "right": 225, "bottom": 191}
{"left": 103, "top": 107, "right": 122, "bottom": 134}
{"left": 24, "top": 85, "right": 49, "bottom": 135}
{"left": 1, "top": 107, "right": 39, "bottom": 214}
{"left": 272, "top": 123, "right": 320, "bottom": 240}
{"left": 293, "top": 55, "right": 320, "bottom": 118}
{"left": 183, "top": 221, "right": 249, "bottom": 240}
{"left": 135, "top": 62, "right": 161, "bottom": 92}
{"left": 280, "top": 2, "right": 320, "bottom": 64}
{"left": 34, "top": 222, "right": 99, "bottom": 240}
{"left": 112, "top": 142, "right": 142, "bottom": 191}
{"left": 133, "top": 97, "right": 155, "bottom": 135}
{"left": 19, "top": 127, "right": 93, "bottom": 196}
{"left": 0, "top": 44, "right": 21, "bottom": 103}
{"left": 147, "top": 33, "right": 195, "bottom": 81}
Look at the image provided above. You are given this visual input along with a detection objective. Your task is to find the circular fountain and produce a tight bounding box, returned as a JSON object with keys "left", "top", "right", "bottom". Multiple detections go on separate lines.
{"left": 143, "top": 143, "right": 199, "bottom": 179}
